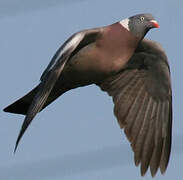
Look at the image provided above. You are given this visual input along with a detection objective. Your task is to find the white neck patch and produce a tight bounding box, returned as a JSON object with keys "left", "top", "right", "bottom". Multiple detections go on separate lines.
{"left": 119, "top": 18, "right": 130, "bottom": 31}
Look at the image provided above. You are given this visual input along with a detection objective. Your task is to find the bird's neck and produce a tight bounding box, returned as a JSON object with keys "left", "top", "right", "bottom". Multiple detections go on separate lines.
{"left": 97, "top": 23, "right": 140, "bottom": 57}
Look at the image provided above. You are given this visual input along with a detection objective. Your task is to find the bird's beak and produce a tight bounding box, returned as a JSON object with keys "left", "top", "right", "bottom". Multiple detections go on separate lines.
{"left": 150, "top": 20, "right": 160, "bottom": 28}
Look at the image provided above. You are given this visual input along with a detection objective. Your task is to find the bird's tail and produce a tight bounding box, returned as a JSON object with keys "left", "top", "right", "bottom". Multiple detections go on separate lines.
{"left": 3, "top": 85, "right": 41, "bottom": 115}
{"left": 3, "top": 83, "right": 68, "bottom": 115}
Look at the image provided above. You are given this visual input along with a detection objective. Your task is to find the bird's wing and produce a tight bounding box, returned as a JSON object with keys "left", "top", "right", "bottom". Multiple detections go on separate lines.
{"left": 98, "top": 39, "right": 172, "bottom": 177}
{"left": 14, "top": 29, "right": 100, "bottom": 152}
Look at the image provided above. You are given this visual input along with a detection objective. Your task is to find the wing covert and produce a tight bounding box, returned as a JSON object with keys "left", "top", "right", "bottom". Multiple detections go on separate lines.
{"left": 15, "top": 29, "right": 100, "bottom": 151}
{"left": 98, "top": 39, "right": 172, "bottom": 177}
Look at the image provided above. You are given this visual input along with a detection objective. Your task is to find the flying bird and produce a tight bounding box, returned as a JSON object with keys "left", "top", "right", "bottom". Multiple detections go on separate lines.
{"left": 4, "top": 13, "right": 172, "bottom": 177}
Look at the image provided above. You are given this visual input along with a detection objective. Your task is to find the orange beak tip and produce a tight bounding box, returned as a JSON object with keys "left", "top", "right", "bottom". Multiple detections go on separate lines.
{"left": 150, "top": 20, "right": 160, "bottom": 28}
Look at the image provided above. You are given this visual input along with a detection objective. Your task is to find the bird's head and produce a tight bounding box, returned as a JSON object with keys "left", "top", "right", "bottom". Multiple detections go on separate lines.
{"left": 120, "top": 13, "right": 159, "bottom": 39}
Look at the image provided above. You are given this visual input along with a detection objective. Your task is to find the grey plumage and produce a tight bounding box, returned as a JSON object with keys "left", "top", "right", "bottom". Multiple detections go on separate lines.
{"left": 3, "top": 14, "right": 172, "bottom": 177}
{"left": 99, "top": 39, "right": 172, "bottom": 176}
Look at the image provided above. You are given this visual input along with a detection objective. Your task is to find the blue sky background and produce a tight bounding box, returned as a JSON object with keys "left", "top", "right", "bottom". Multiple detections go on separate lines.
{"left": 0, "top": 0, "right": 182, "bottom": 179}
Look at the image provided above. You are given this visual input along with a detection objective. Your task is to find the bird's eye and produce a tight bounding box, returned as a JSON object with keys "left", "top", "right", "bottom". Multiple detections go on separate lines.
{"left": 140, "top": 16, "right": 145, "bottom": 21}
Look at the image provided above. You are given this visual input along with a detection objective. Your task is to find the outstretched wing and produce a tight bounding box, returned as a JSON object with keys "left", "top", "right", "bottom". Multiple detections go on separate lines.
{"left": 98, "top": 39, "right": 172, "bottom": 177}
{"left": 14, "top": 29, "right": 100, "bottom": 152}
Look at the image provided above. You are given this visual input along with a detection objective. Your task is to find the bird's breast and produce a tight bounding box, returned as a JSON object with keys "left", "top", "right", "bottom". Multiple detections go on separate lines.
{"left": 62, "top": 41, "right": 136, "bottom": 85}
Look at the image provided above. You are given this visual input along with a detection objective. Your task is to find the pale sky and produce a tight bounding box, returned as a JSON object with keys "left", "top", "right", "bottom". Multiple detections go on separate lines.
{"left": 0, "top": 0, "right": 182, "bottom": 179}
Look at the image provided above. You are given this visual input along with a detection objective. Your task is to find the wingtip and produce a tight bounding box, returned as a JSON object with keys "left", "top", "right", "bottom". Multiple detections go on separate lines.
{"left": 140, "top": 163, "right": 159, "bottom": 178}
{"left": 150, "top": 171, "right": 156, "bottom": 178}
{"left": 14, "top": 145, "right": 18, "bottom": 154}
{"left": 151, "top": 173, "right": 156, "bottom": 178}
{"left": 14, "top": 135, "right": 20, "bottom": 154}
{"left": 140, "top": 171, "right": 146, "bottom": 177}
{"left": 14, "top": 125, "right": 26, "bottom": 154}
{"left": 150, "top": 166, "right": 158, "bottom": 178}
{"left": 140, "top": 165, "right": 149, "bottom": 177}
{"left": 160, "top": 165, "right": 167, "bottom": 175}
{"left": 134, "top": 155, "right": 140, "bottom": 167}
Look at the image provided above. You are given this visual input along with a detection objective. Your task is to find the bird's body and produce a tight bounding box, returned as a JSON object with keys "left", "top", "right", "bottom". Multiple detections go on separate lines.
{"left": 60, "top": 24, "right": 139, "bottom": 86}
{"left": 6, "top": 23, "right": 141, "bottom": 114}
{"left": 4, "top": 14, "right": 172, "bottom": 177}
